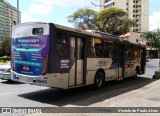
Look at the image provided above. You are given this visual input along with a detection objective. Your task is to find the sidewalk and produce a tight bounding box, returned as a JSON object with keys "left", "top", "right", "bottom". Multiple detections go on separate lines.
{"left": 139, "top": 59, "right": 160, "bottom": 78}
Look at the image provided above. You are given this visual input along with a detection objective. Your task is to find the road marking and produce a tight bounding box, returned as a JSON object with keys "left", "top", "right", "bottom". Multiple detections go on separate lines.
{"left": 0, "top": 92, "right": 15, "bottom": 96}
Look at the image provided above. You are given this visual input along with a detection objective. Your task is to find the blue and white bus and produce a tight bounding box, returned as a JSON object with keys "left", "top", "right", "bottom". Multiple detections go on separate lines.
{"left": 11, "top": 22, "right": 146, "bottom": 89}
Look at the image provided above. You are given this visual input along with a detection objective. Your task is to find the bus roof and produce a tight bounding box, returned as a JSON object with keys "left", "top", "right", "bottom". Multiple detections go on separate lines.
{"left": 54, "top": 23, "right": 102, "bottom": 38}
{"left": 13, "top": 22, "right": 48, "bottom": 27}
{"left": 13, "top": 22, "right": 146, "bottom": 47}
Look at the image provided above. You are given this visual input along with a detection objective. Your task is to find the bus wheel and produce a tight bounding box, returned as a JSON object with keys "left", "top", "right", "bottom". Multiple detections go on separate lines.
{"left": 93, "top": 72, "right": 104, "bottom": 89}
{"left": 134, "top": 69, "right": 138, "bottom": 78}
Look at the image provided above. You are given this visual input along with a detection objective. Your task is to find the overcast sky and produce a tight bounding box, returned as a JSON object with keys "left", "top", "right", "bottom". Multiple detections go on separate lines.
{"left": 7, "top": 0, "right": 160, "bottom": 31}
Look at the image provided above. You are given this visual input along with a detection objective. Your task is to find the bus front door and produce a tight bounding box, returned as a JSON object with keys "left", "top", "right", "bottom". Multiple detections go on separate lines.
{"left": 69, "top": 37, "right": 85, "bottom": 87}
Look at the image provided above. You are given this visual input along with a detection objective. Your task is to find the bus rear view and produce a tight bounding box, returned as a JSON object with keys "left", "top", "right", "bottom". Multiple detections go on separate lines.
{"left": 11, "top": 23, "right": 50, "bottom": 86}
{"left": 11, "top": 22, "right": 146, "bottom": 90}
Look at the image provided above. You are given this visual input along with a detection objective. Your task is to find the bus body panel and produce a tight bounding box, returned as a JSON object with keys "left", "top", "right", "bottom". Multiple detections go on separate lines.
{"left": 86, "top": 58, "right": 120, "bottom": 85}
{"left": 11, "top": 23, "right": 50, "bottom": 81}
{"left": 12, "top": 23, "right": 50, "bottom": 75}
{"left": 47, "top": 73, "right": 69, "bottom": 89}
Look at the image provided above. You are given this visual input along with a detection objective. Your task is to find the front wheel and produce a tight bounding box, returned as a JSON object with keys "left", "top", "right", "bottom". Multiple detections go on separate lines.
{"left": 93, "top": 72, "right": 105, "bottom": 89}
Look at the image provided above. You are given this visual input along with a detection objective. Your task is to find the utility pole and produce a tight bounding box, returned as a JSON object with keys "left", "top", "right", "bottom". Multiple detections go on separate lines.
{"left": 17, "top": 0, "right": 19, "bottom": 24}
{"left": 91, "top": 0, "right": 105, "bottom": 11}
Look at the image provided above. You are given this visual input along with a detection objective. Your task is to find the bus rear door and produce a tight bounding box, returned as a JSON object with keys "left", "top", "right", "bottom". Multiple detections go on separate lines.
{"left": 69, "top": 37, "right": 86, "bottom": 87}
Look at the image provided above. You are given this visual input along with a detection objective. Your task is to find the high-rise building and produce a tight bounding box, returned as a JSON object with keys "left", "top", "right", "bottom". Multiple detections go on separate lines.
{"left": 100, "top": 0, "right": 149, "bottom": 32}
{"left": 0, "top": 0, "right": 21, "bottom": 41}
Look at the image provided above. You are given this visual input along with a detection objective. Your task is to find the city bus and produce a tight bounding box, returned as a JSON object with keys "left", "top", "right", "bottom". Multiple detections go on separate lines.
{"left": 11, "top": 22, "right": 146, "bottom": 89}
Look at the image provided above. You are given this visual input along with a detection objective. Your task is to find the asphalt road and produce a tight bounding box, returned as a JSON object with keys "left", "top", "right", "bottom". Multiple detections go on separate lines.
{"left": 0, "top": 59, "right": 160, "bottom": 114}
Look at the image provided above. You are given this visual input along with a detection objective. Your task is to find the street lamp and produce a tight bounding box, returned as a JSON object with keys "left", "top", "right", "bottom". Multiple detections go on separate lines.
{"left": 91, "top": 1, "right": 106, "bottom": 11}
{"left": 17, "top": 0, "right": 19, "bottom": 24}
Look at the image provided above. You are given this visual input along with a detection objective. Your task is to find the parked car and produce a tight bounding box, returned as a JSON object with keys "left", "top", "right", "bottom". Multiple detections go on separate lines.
{"left": 0, "top": 61, "right": 11, "bottom": 81}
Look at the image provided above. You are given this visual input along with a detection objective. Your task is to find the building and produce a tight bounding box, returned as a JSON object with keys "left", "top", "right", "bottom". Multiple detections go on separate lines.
{"left": 0, "top": 0, "right": 21, "bottom": 41}
{"left": 100, "top": 0, "right": 149, "bottom": 33}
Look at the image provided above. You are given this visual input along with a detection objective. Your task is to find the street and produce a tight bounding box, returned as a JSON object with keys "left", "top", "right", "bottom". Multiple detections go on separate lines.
{"left": 0, "top": 59, "right": 160, "bottom": 113}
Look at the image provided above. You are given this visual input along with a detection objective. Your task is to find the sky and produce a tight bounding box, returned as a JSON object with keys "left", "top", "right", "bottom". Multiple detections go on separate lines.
{"left": 6, "top": 0, "right": 160, "bottom": 31}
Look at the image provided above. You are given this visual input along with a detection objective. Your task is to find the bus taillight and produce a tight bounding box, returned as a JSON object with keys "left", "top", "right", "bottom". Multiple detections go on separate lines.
{"left": 7, "top": 68, "right": 12, "bottom": 72}
{"left": 42, "top": 55, "right": 48, "bottom": 75}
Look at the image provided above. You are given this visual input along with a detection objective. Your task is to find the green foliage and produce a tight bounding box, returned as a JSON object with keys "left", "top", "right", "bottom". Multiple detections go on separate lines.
{"left": 0, "top": 37, "right": 11, "bottom": 56}
{"left": 0, "top": 56, "right": 11, "bottom": 63}
{"left": 68, "top": 8, "right": 99, "bottom": 30}
{"left": 68, "top": 7, "right": 135, "bottom": 35}
{"left": 141, "top": 30, "right": 160, "bottom": 53}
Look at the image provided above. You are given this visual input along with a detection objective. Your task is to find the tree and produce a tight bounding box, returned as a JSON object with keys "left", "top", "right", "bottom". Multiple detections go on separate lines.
{"left": 68, "top": 7, "right": 135, "bottom": 35}
{"left": 141, "top": 31, "right": 160, "bottom": 58}
{"left": 154, "top": 29, "right": 160, "bottom": 58}
{"left": 0, "top": 37, "right": 11, "bottom": 56}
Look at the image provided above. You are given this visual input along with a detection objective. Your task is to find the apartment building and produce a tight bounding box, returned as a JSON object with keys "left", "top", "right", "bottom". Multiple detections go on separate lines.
{"left": 100, "top": 0, "right": 149, "bottom": 33}
{"left": 0, "top": 0, "right": 21, "bottom": 41}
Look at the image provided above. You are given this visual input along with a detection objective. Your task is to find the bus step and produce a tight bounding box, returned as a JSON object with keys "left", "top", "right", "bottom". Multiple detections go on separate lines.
{"left": 116, "top": 77, "right": 124, "bottom": 81}
{"left": 69, "top": 84, "right": 85, "bottom": 89}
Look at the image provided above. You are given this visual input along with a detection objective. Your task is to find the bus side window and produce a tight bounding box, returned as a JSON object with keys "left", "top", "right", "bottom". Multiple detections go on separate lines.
{"left": 95, "top": 39, "right": 103, "bottom": 57}
{"left": 70, "top": 37, "right": 75, "bottom": 59}
{"left": 126, "top": 45, "right": 133, "bottom": 58}
{"left": 134, "top": 46, "right": 140, "bottom": 58}
{"left": 104, "top": 40, "right": 116, "bottom": 58}
{"left": 88, "top": 38, "right": 96, "bottom": 57}
{"left": 56, "top": 32, "right": 68, "bottom": 57}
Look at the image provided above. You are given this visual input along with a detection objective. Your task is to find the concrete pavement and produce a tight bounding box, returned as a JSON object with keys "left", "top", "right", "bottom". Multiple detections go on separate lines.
{"left": 29, "top": 59, "right": 160, "bottom": 115}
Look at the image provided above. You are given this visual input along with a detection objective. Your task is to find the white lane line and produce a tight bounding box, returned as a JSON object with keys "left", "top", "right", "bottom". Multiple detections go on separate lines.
{"left": 0, "top": 92, "right": 15, "bottom": 96}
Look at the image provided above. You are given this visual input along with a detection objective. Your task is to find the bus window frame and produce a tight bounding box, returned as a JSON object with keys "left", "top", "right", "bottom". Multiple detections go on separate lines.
{"left": 87, "top": 38, "right": 94, "bottom": 58}
{"left": 125, "top": 44, "right": 133, "bottom": 59}
{"left": 55, "top": 30, "right": 69, "bottom": 58}
{"left": 32, "top": 27, "right": 44, "bottom": 35}
{"left": 95, "top": 38, "right": 103, "bottom": 57}
{"left": 104, "top": 39, "right": 117, "bottom": 58}
{"left": 133, "top": 45, "right": 140, "bottom": 58}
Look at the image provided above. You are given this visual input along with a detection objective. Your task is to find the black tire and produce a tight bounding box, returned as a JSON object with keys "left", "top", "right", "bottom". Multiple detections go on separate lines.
{"left": 6, "top": 80, "right": 13, "bottom": 83}
{"left": 7, "top": 80, "right": 12, "bottom": 82}
{"left": 153, "top": 75, "right": 156, "bottom": 79}
{"left": 93, "top": 72, "right": 105, "bottom": 89}
{"left": 134, "top": 69, "right": 138, "bottom": 78}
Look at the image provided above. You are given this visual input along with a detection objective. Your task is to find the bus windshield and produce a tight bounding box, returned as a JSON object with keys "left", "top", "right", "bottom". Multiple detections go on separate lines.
{"left": 12, "top": 23, "right": 49, "bottom": 76}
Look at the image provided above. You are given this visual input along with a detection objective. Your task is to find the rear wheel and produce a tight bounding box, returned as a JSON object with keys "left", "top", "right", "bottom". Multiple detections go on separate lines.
{"left": 93, "top": 72, "right": 104, "bottom": 89}
{"left": 134, "top": 69, "right": 138, "bottom": 78}
{"left": 133, "top": 67, "right": 140, "bottom": 79}
{"left": 7, "top": 80, "right": 13, "bottom": 83}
